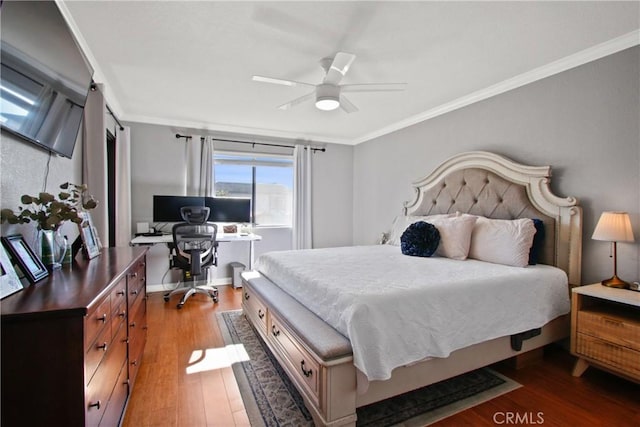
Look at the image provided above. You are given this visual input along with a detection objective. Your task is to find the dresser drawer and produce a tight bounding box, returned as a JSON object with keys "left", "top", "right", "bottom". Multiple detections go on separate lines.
{"left": 242, "top": 286, "right": 267, "bottom": 333}
{"left": 86, "top": 322, "right": 128, "bottom": 427}
{"left": 269, "top": 314, "right": 320, "bottom": 405}
{"left": 99, "top": 362, "right": 129, "bottom": 427}
{"left": 86, "top": 320, "right": 113, "bottom": 384}
{"left": 85, "top": 295, "right": 111, "bottom": 349}
{"left": 128, "top": 304, "right": 147, "bottom": 387}
{"left": 576, "top": 333, "right": 640, "bottom": 380}
{"left": 578, "top": 309, "right": 640, "bottom": 352}
{"left": 111, "top": 278, "right": 127, "bottom": 313}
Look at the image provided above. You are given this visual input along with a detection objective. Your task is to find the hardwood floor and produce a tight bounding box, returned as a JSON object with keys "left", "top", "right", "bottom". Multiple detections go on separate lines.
{"left": 124, "top": 287, "right": 639, "bottom": 426}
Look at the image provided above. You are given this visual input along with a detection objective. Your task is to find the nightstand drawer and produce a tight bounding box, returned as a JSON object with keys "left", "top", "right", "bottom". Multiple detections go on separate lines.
{"left": 576, "top": 333, "right": 640, "bottom": 380}
{"left": 578, "top": 309, "right": 640, "bottom": 352}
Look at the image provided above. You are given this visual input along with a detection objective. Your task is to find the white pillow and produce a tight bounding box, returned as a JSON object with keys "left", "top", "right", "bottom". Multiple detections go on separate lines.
{"left": 387, "top": 214, "right": 453, "bottom": 246}
{"left": 468, "top": 217, "right": 536, "bottom": 267}
{"left": 429, "top": 215, "right": 478, "bottom": 260}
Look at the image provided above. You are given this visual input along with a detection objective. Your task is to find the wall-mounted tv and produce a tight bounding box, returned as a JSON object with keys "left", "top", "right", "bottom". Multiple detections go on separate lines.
{"left": 0, "top": 1, "right": 94, "bottom": 159}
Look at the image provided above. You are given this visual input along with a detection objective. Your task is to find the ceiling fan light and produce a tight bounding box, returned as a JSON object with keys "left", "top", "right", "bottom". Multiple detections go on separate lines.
{"left": 315, "top": 97, "right": 340, "bottom": 111}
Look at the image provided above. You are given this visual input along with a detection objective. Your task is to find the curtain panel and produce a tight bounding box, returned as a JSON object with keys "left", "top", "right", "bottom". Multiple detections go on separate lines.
{"left": 293, "top": 145, "right": 312, "bottom": 249}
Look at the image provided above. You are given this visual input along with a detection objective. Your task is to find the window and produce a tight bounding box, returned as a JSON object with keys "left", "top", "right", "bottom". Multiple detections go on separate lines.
{"left": 214, "top": 152, "right": 294, "bottom": 227}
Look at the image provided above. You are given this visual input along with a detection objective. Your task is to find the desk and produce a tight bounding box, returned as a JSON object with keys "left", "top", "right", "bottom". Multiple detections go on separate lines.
{"left": 130, "top": 233, "right": 262, "bottom": 269}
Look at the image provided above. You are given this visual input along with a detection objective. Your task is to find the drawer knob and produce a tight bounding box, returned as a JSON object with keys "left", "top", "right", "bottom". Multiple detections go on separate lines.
{"left": 119, "top": 310, "right": 126, "bottom": 318}
{"left": 271, "top": 325, "right": 280, "bottom": 337}
{"left": 300, "top": 360, "right": 313, "bottom": 378}
{"left": 244, "top": 292, "right": 250, "bottom": 300}
{"left": 88, "top": 400, "right": 101, "bottom": 410}
{"left": 131, "top": 360, "right": 138, "bottom": 366}
{"left": 96, "top": 342, "right": 108, "bottom": 352}
{"left": 131, "top": 289, "right": 139, "bottom": 295}
{"left": 130, "top": 321, "right": 136, "bottom": 328}
{"left": 97, "top": 313, "right": 107, "bottom": 322}
{"left": 116, "top": 290, "right": 125, "bottom": 296}
{"left": 258, "top": 309, "right": 265, "bottom": 319}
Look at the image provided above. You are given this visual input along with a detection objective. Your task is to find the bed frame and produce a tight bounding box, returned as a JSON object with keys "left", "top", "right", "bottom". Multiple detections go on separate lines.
{"left": 242, "top": 151, "right": 582, "bottom": 426}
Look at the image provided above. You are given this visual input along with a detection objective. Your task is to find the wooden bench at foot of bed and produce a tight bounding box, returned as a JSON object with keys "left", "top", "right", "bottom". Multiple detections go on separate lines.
{"left": 242, "top": 272, "right": 358, "bottom": 427}
{"left": 241, "top": 271, "right": 570, "bottom": 427}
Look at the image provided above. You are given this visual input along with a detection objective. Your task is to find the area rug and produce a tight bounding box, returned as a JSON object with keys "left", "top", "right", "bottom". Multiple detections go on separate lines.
{"left": 218, "top": 310, "right": 520, "bottom": 427}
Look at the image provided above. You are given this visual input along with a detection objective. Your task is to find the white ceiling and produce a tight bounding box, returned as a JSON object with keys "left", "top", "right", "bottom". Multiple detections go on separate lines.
{"left": 60, "top": 1, "right": 639, "bottom": 145}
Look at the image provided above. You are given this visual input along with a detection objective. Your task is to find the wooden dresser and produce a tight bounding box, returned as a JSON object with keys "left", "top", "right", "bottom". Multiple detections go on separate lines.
{"left": 1, "top": 247, "right": 148, "bottom": 427}
{"left": 571, "top": 283, "right": 640, "bottom": 383}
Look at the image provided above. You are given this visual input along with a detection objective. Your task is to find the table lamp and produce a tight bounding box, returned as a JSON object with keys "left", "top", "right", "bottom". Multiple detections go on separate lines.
{"left": 591, "top": 211, "right": 635, "bottom": 288}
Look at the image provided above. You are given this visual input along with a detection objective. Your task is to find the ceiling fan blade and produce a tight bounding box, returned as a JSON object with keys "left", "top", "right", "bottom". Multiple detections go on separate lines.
{"left": 277, "top": 91, "right": 315, "bottom": 110}
{"left": 252, "top": 75, "right": 315, "bottom": 88}
{"left": 323, "top": 52, "right": 356, "bottom": 85}
{"left": 339, "top": 95, "right": 358, "bottom": 113}
{"left": 341, "top": 83, "right": 407, "bottom": 93}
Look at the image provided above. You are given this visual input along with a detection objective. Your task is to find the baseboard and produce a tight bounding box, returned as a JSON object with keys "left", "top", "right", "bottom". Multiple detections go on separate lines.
{"left": 147, "top": 277, "right": 233, "bottom": 293}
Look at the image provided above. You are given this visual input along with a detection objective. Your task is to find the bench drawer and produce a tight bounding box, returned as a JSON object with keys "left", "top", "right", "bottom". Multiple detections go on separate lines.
{"left": 243, "top": 286, "right": 267, "bottom": 333}
{"left": 270, "top": 314, "right": 320, "bottom": 405}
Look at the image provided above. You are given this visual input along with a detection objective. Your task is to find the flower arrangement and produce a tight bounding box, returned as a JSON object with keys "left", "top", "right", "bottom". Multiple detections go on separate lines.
{"left": 1, "top": 182, "right": 97, "bottom": 231}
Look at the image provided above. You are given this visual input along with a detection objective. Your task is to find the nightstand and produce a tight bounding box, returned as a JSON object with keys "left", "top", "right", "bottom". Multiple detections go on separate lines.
{"left": 571, "top": 284, "right": 640, "bottom": 383}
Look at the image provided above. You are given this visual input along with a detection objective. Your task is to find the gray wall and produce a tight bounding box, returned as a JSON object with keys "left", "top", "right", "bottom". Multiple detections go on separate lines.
{"left": 353, "top": 46, "right": 640, "bottom": 285}
{"left": 128, "top": 122, "right": 354, "bottom": 286}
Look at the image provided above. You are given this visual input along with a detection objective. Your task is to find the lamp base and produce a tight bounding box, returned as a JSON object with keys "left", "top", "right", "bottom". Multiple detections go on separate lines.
{"left": 601, "top": 275, "right": 629, "bottom": 289}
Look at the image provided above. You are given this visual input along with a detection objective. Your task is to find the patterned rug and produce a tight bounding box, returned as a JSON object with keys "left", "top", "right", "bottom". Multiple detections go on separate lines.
{"left": 218, "top": 310, "right": 520, "bottom": 427}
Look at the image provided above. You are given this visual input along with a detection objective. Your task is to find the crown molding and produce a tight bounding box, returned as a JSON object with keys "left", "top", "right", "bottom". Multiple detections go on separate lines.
{"left": 351, "top": 30, "right": 640, "bottom": 146}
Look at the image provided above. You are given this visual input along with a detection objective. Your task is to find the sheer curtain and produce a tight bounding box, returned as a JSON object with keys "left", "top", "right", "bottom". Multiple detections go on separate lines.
{"left": 114, "top": 126, "right": 132, "bottom": 247}
{"left": 82, "top": 83, "right": 108, "bottom": 247}
{"left": 293, "top": 145, "right": 312, "bottom": 249}
{"left": 185, "top": 135, "right": 215, "bottom": 197}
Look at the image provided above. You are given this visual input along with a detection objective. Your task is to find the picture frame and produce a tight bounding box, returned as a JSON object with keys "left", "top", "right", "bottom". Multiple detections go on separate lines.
{"left": 0, "top": 243, "right": 23, "bottom": 298}
{"left": 1, "top": 234, "right": 49, "bottom": 284}
{"left": 78, "top": 211, "right": 101, "bottom": 259}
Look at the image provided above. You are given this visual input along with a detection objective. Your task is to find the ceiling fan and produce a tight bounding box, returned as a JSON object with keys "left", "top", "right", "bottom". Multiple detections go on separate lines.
{"left": 252, "top": 52, "right": 406, "bottom": 113}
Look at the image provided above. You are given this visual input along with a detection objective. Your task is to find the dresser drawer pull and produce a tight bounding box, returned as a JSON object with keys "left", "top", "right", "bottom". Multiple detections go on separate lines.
{"left": 244, "top": 292, "right": 250, "bottom": 300}
{"left": 96, "top": 342, "right": 108, "bottom": 351}
{"left": 116, "top": 290, "right": 125, "bottom": 296}
{"left": 97, "top": 313, "right": 107, "bottom": 322}
{"left": 130, "top": 321, "right": 136, "bottom": 328}
{"left": 300, "top": 360, "right": 313, "bottom": 378}
{"left": 130, "top": 272, "right": 138, "bottom": 279}
{"left": 271, "top": 325, "right": 280, "bottom": 337}
{"left": 258, "top": 309, "right": 265, "bottom": 319}
{"left": 119, "top": 310, "right": 126, "bottom": 318}
{"left": 131, "top": 360, "right": 138, "bottom": 366}
{"left": 131, "top": 289, "right": 139, "bottom": 295}
{"left": 603, "top": 318, "right": 623, "bottom": 327}
{"left": 88, "top": 400, "right": 101, "bottom": 410}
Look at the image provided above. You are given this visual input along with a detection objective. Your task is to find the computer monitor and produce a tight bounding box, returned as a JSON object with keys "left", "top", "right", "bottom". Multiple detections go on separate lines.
{"left": 153, "top": 195, "right": 205, "bottom": 222}
{"left": 205, "top": 197, "right": 251, "bottom": 223}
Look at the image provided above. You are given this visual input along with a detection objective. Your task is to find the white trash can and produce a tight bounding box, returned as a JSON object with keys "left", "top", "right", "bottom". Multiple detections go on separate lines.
{"left": 229, "top": 262, "right": 246, "bottom": 289}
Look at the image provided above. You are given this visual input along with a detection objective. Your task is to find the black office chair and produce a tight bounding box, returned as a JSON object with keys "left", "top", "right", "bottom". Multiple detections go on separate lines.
{"left": 163, "top": 206, "right": 219, "bottom": 309}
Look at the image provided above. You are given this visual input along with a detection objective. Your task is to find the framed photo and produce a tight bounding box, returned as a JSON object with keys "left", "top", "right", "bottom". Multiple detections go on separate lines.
{"left": 0, "top": 243, "right": 23, "bottom": 298}
{"left": 1, "top": 234, "right": 49, "bottom": 284}
{"left": 78, "top": 211, "right": 101, "bottom": 259}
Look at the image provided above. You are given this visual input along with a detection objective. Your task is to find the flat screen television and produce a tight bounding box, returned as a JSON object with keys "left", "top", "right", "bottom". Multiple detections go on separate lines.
{"left": 205, "top": 197, "right": 252, "bottom": 223}
{"left": 0, "top": 1, "right": 94, "bottom": 159}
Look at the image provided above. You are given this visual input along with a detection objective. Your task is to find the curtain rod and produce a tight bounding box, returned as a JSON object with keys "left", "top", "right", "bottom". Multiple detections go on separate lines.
{"left": 175, "top": 133, "right": 326, "bottom": 153}
{"left": 106, "top": 105, "right": 124, "bottom": 131}
{"left": 90, "top": 82, "right": 124, "bottom": 131}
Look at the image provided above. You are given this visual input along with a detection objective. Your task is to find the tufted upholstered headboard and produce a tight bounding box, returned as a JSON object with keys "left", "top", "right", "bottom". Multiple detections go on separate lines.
{"left": 403, "top": 151, "right": 582, "bottom": 285}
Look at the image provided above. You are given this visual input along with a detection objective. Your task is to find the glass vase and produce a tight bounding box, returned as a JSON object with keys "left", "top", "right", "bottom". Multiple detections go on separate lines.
{"left": 39, "top": 229, "right": 67, "bottom": 270}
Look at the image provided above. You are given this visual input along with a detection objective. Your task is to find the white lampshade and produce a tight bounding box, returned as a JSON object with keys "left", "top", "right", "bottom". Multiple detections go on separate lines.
{"left": 592, "top": 211, "right": 635, "bottom": 242}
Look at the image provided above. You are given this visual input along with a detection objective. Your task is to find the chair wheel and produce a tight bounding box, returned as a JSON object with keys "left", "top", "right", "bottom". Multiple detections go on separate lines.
{"left": 176, "top": 303, "right": 184, "bottom": 309}
{"left": 163, "top": 296, "right": 170, "bottom": 302}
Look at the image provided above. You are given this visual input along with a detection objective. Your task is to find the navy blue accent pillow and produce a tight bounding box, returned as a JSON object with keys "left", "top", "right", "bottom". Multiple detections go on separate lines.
{"left": 400, "top": 221, "right": 440, "bottom": 257}
{"left": 528, "top": 219, "right": 545, "bottom": 265}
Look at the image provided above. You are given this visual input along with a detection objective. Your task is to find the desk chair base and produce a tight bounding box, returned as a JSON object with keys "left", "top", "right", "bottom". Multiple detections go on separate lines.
{"left": 163, "top": 281, "right": 219, "bottom": 309}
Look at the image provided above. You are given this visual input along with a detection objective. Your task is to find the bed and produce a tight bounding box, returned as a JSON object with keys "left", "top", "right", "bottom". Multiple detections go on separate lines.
{"left": 241, "top": 151, "right": 582, "bottom": 427}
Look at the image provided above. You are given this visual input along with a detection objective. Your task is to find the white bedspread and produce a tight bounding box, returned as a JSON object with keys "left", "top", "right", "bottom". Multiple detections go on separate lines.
{"left": 257, "top": 245, "right": 570, "bottom": 381}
